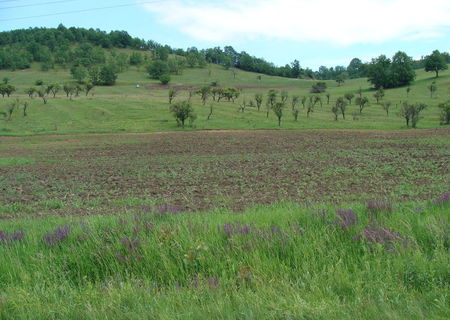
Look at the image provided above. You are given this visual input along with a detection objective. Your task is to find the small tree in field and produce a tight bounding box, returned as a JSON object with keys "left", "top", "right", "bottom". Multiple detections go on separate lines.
{"left": 26, "top": 87, "right": 37, "bottom": 99}
{"left": 266, "top": 89, "right": 278, "bottom": 118}
{"left": 63, "top": 83, "right": 75, "bottom": 100}
{"left": 313, "top": 95, "right": 322, "bottom": 108}
{"left": 306, "top": 99, "right": 315, "bottom": 118}
{"left": 37, "top": 88, "right": 48, "bottom": 104}
{"left": 168, "top": 88, "right": 177, "bottom": 104}
{"left": 344, "top": 93, "right": 354, "bottom": 105}
{"left": 6, "top": 100, "right": 17, "bottom": 121}
{"left": 291, "top": 95, "right": 300, "bottom": 110}
{"left": 255, "top": 93, "right": 263, "bottom": 111}
{"left": 406, "top": 86, "right": 411, "bottom": 98}
{"left": 399, "top": 102, "right": 426, "bottom": 128}
{"left": 326, "top": 93, "right": 330, "bottom": 105}
{"left": 428, "top": 81, "right": 437, "bottom": 98}
{"left": 238, "top": 99, "right": 247, "bottom": 113}
{"left": 0, "top": 84, "right": 15, "bottom": 97}
{"left": 84, "top": 82, "right": 95, "bottom": 96}
{"left": 159, "top": 74, "right": 171, "bottom": 85}
{"left": 170, "top": 101, "right": 195, "bottom": 127}
{"left": 207, "top": 103, "right": 213, "bottom": 120}
{"left": 310, "top": 82, "right": 327, "bottom": 93}
{"left": 197, "top": 86, "right": 211, "bottom": 105}
{"left": 301, "top": 96, "right": 307, "bottom": 108}
{"left": 74, "top": 84, "right": 83, "bottom": 97}
{"left": 272, "top": 102, "right": 284, "bottom": 126}
{"left": 211, "top": 87, "right": 222, "bottom": 101}
{"left": 355, "top": 96, "right": 369, "bottom": 114}
{"left": 335, "top": 97, "right": 347, "bottom": 119}
{"left": 267, "top": 89, "right": 277, "bottom": 107}
{"left": 331, "top": 104, "right": 339, "bottom": 121}
{"left": 381, "top": 101, "right": 392, "bottom": 116}
{"left": 336, "top": 75, "right": 345, "bottom": 86}
{"left": 292, "top": 108, "right": 299, "bottom": 121}
{"left": 47, "top": 83, "right": 60, "bottom": 98}
{"left": 438, "top": 101, "right": 450, "bottom": 125}
{"left": 23, "top": 101, "right": 29, "bottom": 117}
{"left": 424, "top": 50, "right": 448, "bottom": 78}
{"left": 280, "top": 91, "right": 288, "bottom": 103}
{"left": 373, "top": 87, "right": 384, "bottom": 103}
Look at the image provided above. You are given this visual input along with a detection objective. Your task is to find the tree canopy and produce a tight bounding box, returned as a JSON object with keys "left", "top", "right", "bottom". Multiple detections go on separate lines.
{"left": 367, "top": 52, "right": 415, "bottom": 89}
{"left": 424, "top": 50, "right": 448, "bottom": 78}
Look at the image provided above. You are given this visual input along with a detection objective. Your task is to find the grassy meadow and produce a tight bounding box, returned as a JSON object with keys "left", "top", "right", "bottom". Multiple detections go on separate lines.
{"left": 0, "top": 62, "right": 449, "bottom": 135}
{"left": 0, "top": 199, "right": 449, "bottom": 319}
{"left": 0, "top": 60, "right": 449, "bottom": 319}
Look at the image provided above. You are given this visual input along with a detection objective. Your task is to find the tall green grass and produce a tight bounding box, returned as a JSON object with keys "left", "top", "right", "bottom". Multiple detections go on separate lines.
{"left": 0, "top": 198, "right": 448, "bottom": 319}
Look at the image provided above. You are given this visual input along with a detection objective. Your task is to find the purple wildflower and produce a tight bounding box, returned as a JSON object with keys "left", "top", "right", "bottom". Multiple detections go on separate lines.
{"left": 220, "top": 221, "right": 254, "bottom": 238}
{"left": 43, "top": 225, "right": 71, "bottom": 246}
{"left": 435, "top": 192, "right": 450, "bottom": 205}
{"left": 192, "top": 276, "right": 199, "bottom": 288}
{"left": 269, "top": 224, "right": 281, "bottom": 235}
{"left": 121, "top": 237, "right": 140, "bottom": 253}
{"left": 207, "top": 277, "right": 219, "bottom": 289}
{"left": 0, "top": 230, "right": 25, "bottom": 243}
{"left": 156, "top": 204, "right": 182, "bottom": 216}
{"left": 10, "top": 231, "right": 25, "bottom": 241}
{"left": 140, "top": 205, "right": 153, "bottom": 213}
{"left": 355, "top": 225, "right": 407, "bottom": 251}
{"left": 336, "top": 209, "right": 358, "bottom": 231}
{"left": 367, "top": 199, "right": 393, "bottom": 213}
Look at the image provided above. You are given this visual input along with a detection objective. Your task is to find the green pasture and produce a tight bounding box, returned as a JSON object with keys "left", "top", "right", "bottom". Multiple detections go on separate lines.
{"left": 0, "top": 63, "right": 448, "bottom": 135}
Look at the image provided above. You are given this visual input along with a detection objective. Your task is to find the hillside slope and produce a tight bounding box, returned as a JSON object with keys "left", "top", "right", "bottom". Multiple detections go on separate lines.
{"left": 0, "top": 63, "right": 449, "bottom": 135}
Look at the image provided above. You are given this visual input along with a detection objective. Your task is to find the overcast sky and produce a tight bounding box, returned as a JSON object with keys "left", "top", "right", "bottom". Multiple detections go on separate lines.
{"left": 1, "top": 0, "right": 449, "bottom": 69}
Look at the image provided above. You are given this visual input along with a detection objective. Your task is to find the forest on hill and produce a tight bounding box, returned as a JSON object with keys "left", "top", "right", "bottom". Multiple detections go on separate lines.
{"left": 2, "top": 25, "right": 449, "bottom": 84}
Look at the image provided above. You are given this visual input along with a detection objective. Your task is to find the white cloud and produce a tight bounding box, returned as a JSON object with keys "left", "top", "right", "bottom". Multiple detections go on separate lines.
{"left": 143, "top": 0, "right": 450, "bottom": 45}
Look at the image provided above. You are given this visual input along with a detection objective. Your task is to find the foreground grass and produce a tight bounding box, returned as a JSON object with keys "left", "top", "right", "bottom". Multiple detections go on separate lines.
{"left": 0, "top": 198, "right": 449, "bottom": 319}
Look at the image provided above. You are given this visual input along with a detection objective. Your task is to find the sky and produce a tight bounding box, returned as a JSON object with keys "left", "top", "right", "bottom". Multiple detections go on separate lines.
{"left": 1, "top": 0, "right": 449, "bottom": 70}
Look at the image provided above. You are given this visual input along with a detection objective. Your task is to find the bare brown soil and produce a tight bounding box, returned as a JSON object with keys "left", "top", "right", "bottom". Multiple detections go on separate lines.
{"left": 1, "top": 129, "right": 449, "bottom": 218}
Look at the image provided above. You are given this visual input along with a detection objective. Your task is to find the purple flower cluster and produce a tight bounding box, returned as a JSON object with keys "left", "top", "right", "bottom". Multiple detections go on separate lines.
{"left": 367, "top": 199, "right": 393, "bottom": 213}
{"left": 140, "top": 204, "right": 183, "bottom": 217}
{"left": 43, "top": 225, "right": 71, "bottom": 246}
{"left": 0, "top": 230, "right": 25, "bottom": 243}
{"left": 121, "top": 237, "right": 140, "bottom": 253}
{"left": 435, "top": 191, "right": 450, "bottom": 205}
{"left": 187, "top": 276, "right": 220, "bottom": 290}
{"left": 156, "top": 204, "right": 183, "bottom": 216}
{"left": 220, "top": 221, "right": 254, "bottom": 238}
{"left": 336, "top": 209, "right": 358, "bottom": 231}
{"left": 355, "top": 225, "right": 407, "bottom": 251}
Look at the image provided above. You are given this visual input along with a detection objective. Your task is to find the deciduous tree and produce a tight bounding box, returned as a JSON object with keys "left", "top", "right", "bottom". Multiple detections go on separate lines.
{"left": 424, "top": 50, "right": 448, "bottom": 78}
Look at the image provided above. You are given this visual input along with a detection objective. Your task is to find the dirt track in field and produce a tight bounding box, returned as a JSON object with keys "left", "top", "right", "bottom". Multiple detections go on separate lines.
{"left": 1, "top": 128, "right": 449, "bottom": 218}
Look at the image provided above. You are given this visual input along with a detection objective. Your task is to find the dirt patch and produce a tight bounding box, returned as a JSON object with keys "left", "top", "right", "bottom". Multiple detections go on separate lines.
{"left": 1, "top": 129, "right": 449, "bottom": 218}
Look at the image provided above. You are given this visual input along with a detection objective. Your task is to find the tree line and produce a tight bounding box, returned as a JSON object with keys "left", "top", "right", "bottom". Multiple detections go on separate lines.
{"left": 1, "top": 26, "right": 449, "bottom": 86}
{"left": 167, "top": 81, "right": 450, "bottom": 129}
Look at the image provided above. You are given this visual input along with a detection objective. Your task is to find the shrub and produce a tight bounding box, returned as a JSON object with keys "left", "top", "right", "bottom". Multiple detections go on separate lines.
{"left": 159, "top": 74, "right": 171, "bottom": 85}
{"left": 438, "top": 101, "right": 450, "bottom": 125}
{"left": 170, "top": 101, "right": 195, "bottom": 127}
{"left": 399, "top": 102, "right": 427, "bottom": 128}
{"left": 310, "top": 82, "right": 327, "bottom": 93}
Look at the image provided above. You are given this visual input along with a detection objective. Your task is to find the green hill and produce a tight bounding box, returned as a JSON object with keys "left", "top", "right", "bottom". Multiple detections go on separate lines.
{"left": 0, "top": 62, "right": 448, "bottom": 135}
